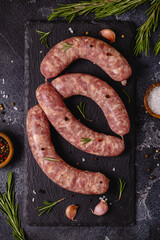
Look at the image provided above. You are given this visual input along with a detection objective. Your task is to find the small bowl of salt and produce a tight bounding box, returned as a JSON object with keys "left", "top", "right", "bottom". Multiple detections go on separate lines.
{"left": 144, "top": 82, "right": 160, "bottom": 119}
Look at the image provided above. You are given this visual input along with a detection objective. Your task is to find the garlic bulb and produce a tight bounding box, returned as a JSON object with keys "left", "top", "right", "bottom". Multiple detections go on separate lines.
{"left": 92, "top": 200, "right": 108, "bottom": 216}
{"left": 66, "top": 204, "right": 78, "bottom": 220}
{"left": 100, "top": 29, "right": 116, "bottom": 43}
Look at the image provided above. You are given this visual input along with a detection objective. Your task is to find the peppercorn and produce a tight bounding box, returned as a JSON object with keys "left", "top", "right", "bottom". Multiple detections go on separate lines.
{"left": 121, "top": 34, "right": 125, "bottom": 38}
{"left": 106, "top": 52, "right": 112, "bottom": 56}
{"left": 11, "top": 102, "right": 15, "bottom": 106}
{"left": 156, "top": 149, "right": 159, "bottom": 153}
{"left": 0, "top": 137, "right": 10, "bottom": 163}
{"left": 90, "top": 44, "right": 93, "bottom": 48}
{"left": 105, "top": 95, "right": 110, "bottom": 98}
{"left": 147, "top": 168, "right": 151, "bottom": 172}
{"left": 85, "top": 31, "right": 89, "bottom": 35}
{"left": 145, "top": 154, "right": 148, "bottom": 158}
{"left": 65, "top": 117, "right": 69, "bottom": 121}
{"left": 76, "top": 162, "right": 80, "bottom": 166}
{"left": 98, "top": 138, "right": 103, "bottom": 142}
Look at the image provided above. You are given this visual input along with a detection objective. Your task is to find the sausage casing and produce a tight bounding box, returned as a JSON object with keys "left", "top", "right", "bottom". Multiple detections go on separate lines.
{"left": 36, "top": 83, "right": 125, "bottom": 156}
{"left": 27, "top": 105, "right": 109, "bottom": 194}
{"left": 40, "top": 36, "right": 132, "bottom": 82}
{"left": 52, "top": 73, "right": 130, "bottom": 136}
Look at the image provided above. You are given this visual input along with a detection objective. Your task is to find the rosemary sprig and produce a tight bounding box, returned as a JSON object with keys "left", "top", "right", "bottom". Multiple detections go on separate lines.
{"left": 60, "top": 42, "right": 72, "bottom": 53}
{"left": 48, "top": 0, "right": 160, "bottom": 56}
{"left": 48, "top": 0, "right": 147, "bottom": 22}
{"left": 42, "top": 157, "right": 59, "bottom": 161}
{"left": 36, "top": 198, "right": 65, "bottom": 216}
{"left": 77, "top": 102, "right": 92, "bottom": 122}
{"left": 122, "top": 89, "right": 130, "bottom": 104}
{"left": 80, "top": 137, "right": 92, "bottom": 145}
{"left": 36, "top": 30, "right": 51, "bottom": 48}
{"left": 117, "top": 178, "right": 126, "bottom": 201}
{"left": 0, "top": 172, "right": 25, "bottom": 240}
{"left": 134, "top": 0, "right": 160, "bottom": 56}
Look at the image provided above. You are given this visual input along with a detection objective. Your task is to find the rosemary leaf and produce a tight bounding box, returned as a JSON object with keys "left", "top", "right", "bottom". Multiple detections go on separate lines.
{"left": 77, "top": 102, "right": 92, "bottom": 122}
{"left": 36, "top": 30, "right": 51, "bottom": 48}
{"left": 153, "top": 35, "right": 160, "bottom": 55}
{"left": 0, "top": 172, "right": 26, "bottom": 240}
{"left": 122, "top": 89, "right": 130, "bottom": 104}
{"left": 118, "top": 178, "right": 126, "bottom": 201}
{"left": 80, "top": 137, "right": 92, "bottom": 145}
{"left": 42, "top": 157, "right": 59, "bottom": 161}
{"left": 36, "top": 198, "right": 65, "bottom": 216}
{"left": 134, "top": 0, "right": 160, "bottom": 56}
{"left": 60, "top": 42, "right": 72, "bottom": 53}
{"left": 47, "top": 0, "right": 160, "bottom": 56}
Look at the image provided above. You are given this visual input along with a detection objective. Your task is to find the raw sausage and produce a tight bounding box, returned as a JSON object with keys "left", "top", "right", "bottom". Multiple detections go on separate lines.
{"left": 52, "top": 73, "right": 130, "bottom": 136}
{"left": 27, "top": 105, "right": 109, "bottom": 194}
{"left": 40, "top": 36, "right": 132, "bottom": 83}
{"left": 36, "top": 83, "right": 125, "bottom": 156}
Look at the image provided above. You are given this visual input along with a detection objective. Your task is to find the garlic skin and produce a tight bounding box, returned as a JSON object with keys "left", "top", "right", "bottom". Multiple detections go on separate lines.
{"left": 100, "top": 29, "right": 116, "bottom": 43}
{"left": 92, "top": 200, "right": 108, "bottom": 216}
{"left": 121, "top": 80, "right": 127, "bottom": 86}
{"left": 66, "top": 204, "right": 78, "bottom": 220}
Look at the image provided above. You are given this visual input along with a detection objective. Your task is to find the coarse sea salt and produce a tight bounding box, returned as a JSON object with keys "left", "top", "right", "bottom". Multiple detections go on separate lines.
{"left": 147, "top": 86, "right": 160, "bottom": 115}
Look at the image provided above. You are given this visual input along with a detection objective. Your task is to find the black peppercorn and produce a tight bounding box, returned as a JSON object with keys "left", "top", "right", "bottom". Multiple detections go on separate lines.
{"left": 65, "top": 117, "right": 69, "bottom": 121}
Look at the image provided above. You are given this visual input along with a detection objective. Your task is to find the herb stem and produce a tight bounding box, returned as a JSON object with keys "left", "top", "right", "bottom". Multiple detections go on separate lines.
{"left": 0, "top": 172, "right": 25, "bottom": 240}
{"left": 36, "top": 198, "right": 65, "bottom": 216}
{"left": 122, "top": 89, "right": 130, "bottom": 104}
{"left": 116, "top": 178, "right": 126, "bottom": 201}
{"left": 47, "top": 0, "right": 160, "bottom": 56}
{"left": 77, "top": 102, "right": 92, "bottom": 122}
{"left": 42, "top": 157, "right": 59, "bottom": 161}
{"left": 36, "top": 30, "right": 51, "bottom": 48}
{"left": 80, "top": 137, "right": 92, "bottom": 145}
{"left": 60, "top": 42, "right": 72, "bottom": 52}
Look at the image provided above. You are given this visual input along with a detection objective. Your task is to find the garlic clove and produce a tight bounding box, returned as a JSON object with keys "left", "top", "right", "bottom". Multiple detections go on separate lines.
{"left": 66, "top": 204, "right": 78, "bottom": 220}
{"left": 100, "top": 29, "right": 116, "bottom": 43}
{"left": 92, "top": 200, "right": 108, "bottom": 216}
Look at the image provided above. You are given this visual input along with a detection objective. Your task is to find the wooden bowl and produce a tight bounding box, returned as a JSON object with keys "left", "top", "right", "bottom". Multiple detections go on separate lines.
{"left": 0, "top": 132, "right": 14, "bottom": 168}
{"left": 144, "top": 82, "right": 160, "bottom": 119}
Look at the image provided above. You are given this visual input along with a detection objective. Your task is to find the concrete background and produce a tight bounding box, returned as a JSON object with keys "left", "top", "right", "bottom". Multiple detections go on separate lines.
{"left": 0, "top": 0, "right": 160, "bottom": 239}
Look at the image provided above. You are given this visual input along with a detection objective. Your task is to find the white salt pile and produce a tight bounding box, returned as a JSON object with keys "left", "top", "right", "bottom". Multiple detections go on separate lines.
{"left": 147, "top": 86, "right": 160, "bottom": 115}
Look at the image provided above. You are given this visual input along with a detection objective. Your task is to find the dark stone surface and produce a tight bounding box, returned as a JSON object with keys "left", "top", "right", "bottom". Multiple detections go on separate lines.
{"left": 23, "top": 20, "right": 135, "bottom": 226}
{"left": 0, "top": 0, "right": 160, "bottom": 240}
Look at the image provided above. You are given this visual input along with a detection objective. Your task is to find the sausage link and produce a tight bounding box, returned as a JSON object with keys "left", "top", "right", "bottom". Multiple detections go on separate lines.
{"left": 27, "top": 105, "right": 109, "bottom": 195}
{"left": 36, "top": 83, "right": 125, "bottom": 156}
{"left": 40, "top": 36, "right": 132, "bottom": 83}
{"left": 52, "top": 73, "right": 130, "bottom": 136}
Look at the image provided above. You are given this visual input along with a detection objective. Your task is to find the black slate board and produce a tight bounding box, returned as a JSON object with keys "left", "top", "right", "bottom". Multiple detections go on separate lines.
{"left": 23, "top": 20, "right": 135, "bottom": 226}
